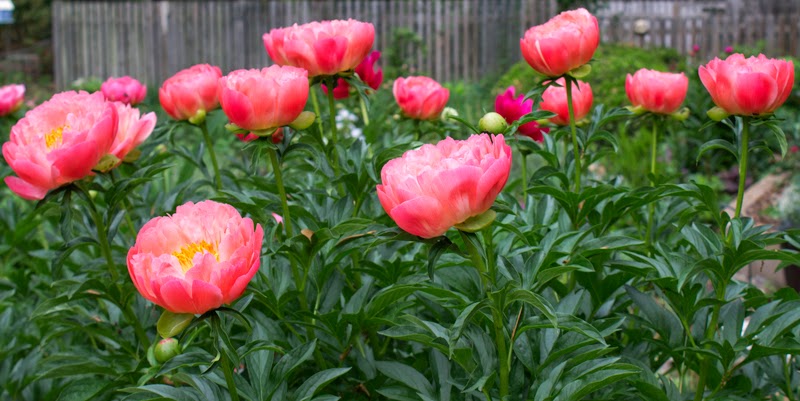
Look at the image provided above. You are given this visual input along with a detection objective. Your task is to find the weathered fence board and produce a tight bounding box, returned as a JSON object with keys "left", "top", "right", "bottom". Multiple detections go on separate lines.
{"left": 51, "top": 0, "right": 800, "bottom": 89}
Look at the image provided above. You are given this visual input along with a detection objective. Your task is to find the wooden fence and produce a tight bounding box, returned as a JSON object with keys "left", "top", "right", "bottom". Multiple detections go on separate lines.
{"left": 51, "top": 0, "right": 559, "bottom": 89}
{"left": 51, "top": 0, "right": 800, "bottom": 89}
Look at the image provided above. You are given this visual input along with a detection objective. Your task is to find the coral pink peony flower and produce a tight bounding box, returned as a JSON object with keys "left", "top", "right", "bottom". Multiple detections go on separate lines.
{"left": 109, "top": 102, "right": 156, "bottom": 163}
{"left": 0, "top": 84, "right": 25, "bottom": 116}
{"left": 699, "top": 53, "right": 794, "bottom": 116}
{"left": 377, "top": 134, "right": 512, "bottom": 238}
{"left": 539, "top": 78, "right": 593, "bottom": 126}
{"left": 101, "top": 76, "right": 147, "bottom": 105}
{"left": 159, "top": 64, "right": 222, "bottom": 121}
{"left": 2, "top": 91, "right": 117, "bottom": 200}
{"left": 393, "top": 76, "right": 450, "bottom": 120}
{"left": 322, "top": 50, "right": 385, "bottom": 99}
{"left": 520, "top": 8, "right": 599, "bottom": 77}
{"left": 127, "top": 200, "right": 264, "bottom": 315}
{"left": 625, "top": 69, "right": 689, "bottom": 114}
{"left": 263, "top": 19, "right": 375, "bottom": 77}
{"left": 219, "top": 66, "right": 309, "bottom": 132}
{"left": 495, "top": 86, "right": 550, "bottom": 142}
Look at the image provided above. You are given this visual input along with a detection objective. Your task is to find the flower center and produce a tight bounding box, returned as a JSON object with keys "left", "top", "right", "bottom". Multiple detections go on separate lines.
{"left": 171, "top": 240, "right": 218, "bottom": 272}
{"left": 45, "top": 126, "right": 66, "bottom": 150}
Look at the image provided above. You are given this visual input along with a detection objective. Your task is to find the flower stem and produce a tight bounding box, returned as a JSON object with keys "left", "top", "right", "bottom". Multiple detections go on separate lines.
{"left": 645, "top": 120, "right": 659, "bottom": 251}
{"left": 359, "top": 95, "right": 370, "bottom": 126}
{"left": 219, "top": 344, "right": 240, "bottom": 401}
{"left": 694, "top": 281, "right": 727, "bottom": 401}
{"left": 734, "top": 118, "right": 750, "bottom": 218}
{"left": 199, "top": 121, "right": 222, "bottom": 190}
{"left": 310, "top": 87, "right": 326, "bottom": 139}
{"left": 521, "top": 151, "right": 528, "bottom": 203}
{"left": 267, "top": 147, "right": 293, "bottom": 237}
{"left": 565, "top": 78, "right": 582, "bottom": 193}
{"left": 326, "top": 84, "right": 340, "bottom": 175}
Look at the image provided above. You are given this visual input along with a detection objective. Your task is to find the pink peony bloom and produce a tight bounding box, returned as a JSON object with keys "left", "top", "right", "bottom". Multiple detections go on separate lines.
{"left": 539, "top": 78, "right": 593, "bottom": 126}
{"left": 699, "top": 53, "right": 794, "bottom": 116}
{"left": 625, "top": 69, "right": 689, "bottom": 114}
{"left": 520, "top": 8, "right": 599, "bottom": 77}
{"left": 101, "top": 76, "right": 147, "bottom": 105}
{"left": 377, "top": 134, "right": 512, "bottom": 238}
{"left": 393, "top": 76, "right": 450, "bottom": 120}
{"left": 2, "top": 91, "right": 117, "bottom": 200}
{"left": 219, "top": 66, "right": 309, "bottom": 132}
{"left": 109, "top": 102, "right": 157, "bottom": 163}
{"left": 494, "top": 86, "right": 550, "bottom": 142}
{"left": 0, "top": 84, "right": 25, "bottom": 116}
{"left": 321, "top": 50, "right": 384, "bottom": 99}
{"left": 159, "top": 64, "right": 222, "bottom": 121}
{"left": 127, "top": 200, "right": 264, "bottom": 315}
{"left": 263, "top": 19, "right": 375, "bottom": 77}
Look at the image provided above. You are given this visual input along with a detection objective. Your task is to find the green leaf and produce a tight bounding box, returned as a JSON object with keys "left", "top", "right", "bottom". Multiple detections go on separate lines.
{"left": 293, "top": 368, "right": 351, "bottom": 401}
{"left": 157, "top": 311, "right": 195, "bottom": 339}
{"left": 375, "top": 361, "right": 434, "bottom": 397}
{"left": 696, "top": 139, "right": 739, "bottom": 162}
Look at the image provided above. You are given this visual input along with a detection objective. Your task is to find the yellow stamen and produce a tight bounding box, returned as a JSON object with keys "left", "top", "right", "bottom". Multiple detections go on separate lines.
{"left": 171, "top": 240, "right": 218, "bottom": 272}
{"left": 45, "top": 126, "right": 66, "bottom": 150}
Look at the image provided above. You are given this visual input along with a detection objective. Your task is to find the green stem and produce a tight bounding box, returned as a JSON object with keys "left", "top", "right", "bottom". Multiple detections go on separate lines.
{"left": 565, "top": 78, "right": 582, "bottom": 193}
{"left": 694, "top": 281, "right": 727, "bottom": 401}
{"left": 310, "top": 87, "right": 326, "bottom": 138}
{"left": 359, "top": 95, "right": 370, "bottom": 126}
{"left": 734, "top": 118, "right": 750, "bottom": 218}
{"left": 219, "top": 347, "right": 240, "bottom": 401}
{"left": 521, "top": 151, "right": 528, "bottom": 203}
{"left": 86, "top": 192, "right": 150, "bottom": 350}
{"left": 267, "top": 147, "right": 293, "bottom": 237}
{"left": 491, "top": 305, "right": 510, "bottom": 398}
{"left": 199, "top": 121, "right": 222, "bottom": 190}
{"left": 326, "top": 83, "right": 340, "bottom": 175}
{"left": 645, "top": 120, "right": 659, "bottom": 251}
{"left": 786, "top": 355, "right": 797, "bottom": 401}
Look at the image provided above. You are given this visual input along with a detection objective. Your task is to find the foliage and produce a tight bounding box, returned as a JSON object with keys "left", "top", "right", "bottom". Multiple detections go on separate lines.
{"left": 2, "top": 47, "right": 800, "bottom": 401}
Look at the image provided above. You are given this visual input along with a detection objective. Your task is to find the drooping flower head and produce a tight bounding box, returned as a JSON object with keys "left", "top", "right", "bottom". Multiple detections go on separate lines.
{"left": 699, "top": 53, "right": 794, "bottom": 116}
{"left": 159, "top": 64, "right": 222, "bottom": 122}
{"left": 495, "top": 86, "right": 550, "bottom": 142}
{"left": 520, "top": 8, "right": 600, "bottom": 77}
{"left": 127, "top": 200, "right": 264, "bottom": 315}
{"left": 377, "top": 134, "right": 512, "bottom": 238}
{"left": 539, "top": 78, "right": 593, "bottom": 126}
{"left": 393, "top": 76, "right": 450, "bottom": 121}
{"left": 263, "top": 19, "right": 375, "bottom": 77}
{"left": 218, "top": 66, "right": 309, "bottom": 133}
{"left": 625, "top": 69, "right": 689, "bottom": 115}
{"left": 0, "top": 84, "right": 25, "bottom": 116}
{"left": 322, "top": 50, "right": 384, "bottom": 99}
{"left": 101, "top": 76, "right": 147, "bottom": 105}
{"left": 2, "top": 91, "right": 117, "bottom": 200}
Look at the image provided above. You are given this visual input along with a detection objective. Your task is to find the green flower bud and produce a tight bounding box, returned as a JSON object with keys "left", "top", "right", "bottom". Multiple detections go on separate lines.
{"left": 154, "top": 338, "right": 181, "bottom": 363}
{"left": 440, "top": 107, "right": 459, "bottom": 123}
{"left": 706, "top": 106, "right": 729, "bottom": 122}
{"left": 478, "top": 112, "right": 508, "bottom": 134}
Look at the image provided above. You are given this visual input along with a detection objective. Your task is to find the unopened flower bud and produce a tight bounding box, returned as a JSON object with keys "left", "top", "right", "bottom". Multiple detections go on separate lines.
{"left": 478, "top": 112, "right": 508, "bottom": 134}
{"left": 154, "top": 338, "right": 181, "bottom": 363}
{"left": 440, "top": 107, "right": 459, "bottom": 123}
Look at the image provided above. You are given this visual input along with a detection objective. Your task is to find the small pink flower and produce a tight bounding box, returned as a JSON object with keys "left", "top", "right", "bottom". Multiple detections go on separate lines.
{"left": 520, "top": 8, "right": 599, "bottom": 77}
{"left": 539, "top": 78, "right": 593, "bottom": 126}
{"left": 393, "top": 76, "right": 450, "bottom": 120}
{"left": 625, "top": 69, "right": 689, "bottom": 114}
{"left": 101, "top": 76, "right": 147, "bottom": 105}
{"left": 791, "top": 145, "right": 799, "bottom": 154}
{"left": 127, "top": 200, "right": 264, "bottom": 315}
{"left": 159, "top": 64, "right": 222, "bottom": 121}
{"left": 0, "top": 84, "right": 25, "bottom": 116}
{"left": 263, "top": 19, "right": 375, "bottom": 77}
{"left": 271, "top": 213, "right": 284, "bottom": 225}
{"left": 219, "top": 66, "right": 309, "bottom": 132}
{"left": 494, "top": 86, "right": 550, "bottom": 142}
{"left": 109, "top": 102, "right": 157, "bottom": 162}
{"left": 2, "top": 91, "right": 118, "bottom": 200}
{"left": 377, "top": 134, "right": 512, "bottom": 238}
{"left": 321, "top": 50, "right": 384, "bottom": 99}
{"left": 724, "top": 46, "right": 734, "bottom": 54}
{"left": 699, "top": 53, "right": 794, "bottom": 116}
